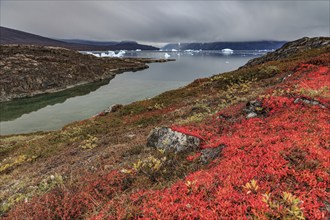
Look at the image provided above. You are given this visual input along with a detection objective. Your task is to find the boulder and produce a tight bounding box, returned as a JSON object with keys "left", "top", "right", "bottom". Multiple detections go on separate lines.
{"left": 200, "top": 145, "right": 226, "bottom": 164}
{"left": 294, "top": 97, "right": 326, "bottom": 108}
{"left": 244, "top": 100, "right": 266, "bottom": 118}
{"left": 147, "top": 127, "right": 200, "bottom": 153}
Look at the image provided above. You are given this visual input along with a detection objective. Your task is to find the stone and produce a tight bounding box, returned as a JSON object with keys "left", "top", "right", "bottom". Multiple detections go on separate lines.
{"left": 147, "top": 127, "right": 200, "bottom": 153}
{"left": 247, "top": 112, "right": 258, "bottom": 119}
{"left": 200, "top": 145, "right": 225, "bottom": 164}
{"left": 244, "top": 100, "right": 266, "bottom": 118}
{"left": 294, "top": 97, "right": 326, "bottom": 108}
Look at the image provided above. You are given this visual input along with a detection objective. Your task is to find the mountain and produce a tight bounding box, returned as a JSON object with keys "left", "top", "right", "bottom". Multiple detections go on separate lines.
{"left": 0, "top": 26, "right": 158, "bottom": 50}
{"left": 58, "top": 39, "right": 118, "bottom": 46}
{"left": 161, "top": 41, "right": 286, "bottom": 51}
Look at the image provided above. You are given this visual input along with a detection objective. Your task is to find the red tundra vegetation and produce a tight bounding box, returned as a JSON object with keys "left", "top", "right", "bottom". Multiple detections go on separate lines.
{"left": 4, "top": 54, "right": 330, "bottom": 219}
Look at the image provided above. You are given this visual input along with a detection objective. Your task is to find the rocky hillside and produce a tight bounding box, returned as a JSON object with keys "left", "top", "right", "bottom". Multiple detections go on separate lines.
{"left": 0, "top": 45, "right": 169, "bottom": 102}
{"left": 0, "top": 37, "right": 329, "bottom": 219}
{"left": 244, "top": 37, "right": 330, "bottom": 67}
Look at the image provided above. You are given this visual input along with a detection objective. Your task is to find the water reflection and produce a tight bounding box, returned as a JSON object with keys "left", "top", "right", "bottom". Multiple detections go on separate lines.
{"left": 0, "top": 79, "right": 111, "bottom": 122}
{"left": 0, "top": 51, "right": 264, "bottom": 135}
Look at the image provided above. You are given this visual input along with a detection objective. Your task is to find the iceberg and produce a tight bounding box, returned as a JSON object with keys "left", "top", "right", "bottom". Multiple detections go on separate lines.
{"left": 221, "top": 48, "right": 234, "bottom": 55}
{"left": 99, "top": 50, "right": 126, "bottom": 58}
{"left": 171, "top": 49, "right": 178, "bottom": 52}
{"left": 85, "top": 51, "right": 100, "bottom": 57}
{"left": 85, "top": 50, "right": 126, "bottom": 58}
{"left": 136, "top": 49, "right": 141, "bottom": 51}
{"left": 164, "top": 53, "right": 171, "bottom": 59}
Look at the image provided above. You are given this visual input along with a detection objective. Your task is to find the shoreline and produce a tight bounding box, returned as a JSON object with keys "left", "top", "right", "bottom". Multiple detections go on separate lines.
{"left": 0, "top": 44, "right": 174, "bottom": 102}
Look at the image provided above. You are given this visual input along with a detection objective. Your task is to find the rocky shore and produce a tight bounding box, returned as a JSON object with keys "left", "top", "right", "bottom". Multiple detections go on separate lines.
{"left": 0, "top": 45, "right": 172, "bottom": 102}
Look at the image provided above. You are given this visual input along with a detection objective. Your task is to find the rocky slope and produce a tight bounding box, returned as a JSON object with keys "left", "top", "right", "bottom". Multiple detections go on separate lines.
{"left": 244, "top": 37, "right": 330, "bottom": 67}
{"left": 0, "top": 45, "right": 170, "bottom": 102}
{"left": 0, "top": 37, "right": 329, "bottom": 219}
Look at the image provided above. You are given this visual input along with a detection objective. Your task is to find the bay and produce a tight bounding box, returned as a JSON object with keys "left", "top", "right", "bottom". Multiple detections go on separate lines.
{"left": 0, "top": 50, "right": 265, "bottom": 135}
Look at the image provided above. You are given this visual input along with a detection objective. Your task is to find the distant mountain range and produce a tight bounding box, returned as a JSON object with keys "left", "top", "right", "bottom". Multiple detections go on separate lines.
{"left": 161, "top": 41, "right": 286, "bottom": 51}
{"left": 0, "top": 26, "right": 158, "bottom": 50}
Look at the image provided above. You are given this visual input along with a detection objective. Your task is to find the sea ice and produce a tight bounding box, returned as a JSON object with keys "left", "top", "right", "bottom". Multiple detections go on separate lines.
{"left": 221, "top": 48, "right": 234, "bottom": 55}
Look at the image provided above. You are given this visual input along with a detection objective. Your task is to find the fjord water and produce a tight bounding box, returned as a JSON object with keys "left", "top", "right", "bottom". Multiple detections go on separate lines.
{"left": 0, "top": 51, "right": 265, "bottom": 135}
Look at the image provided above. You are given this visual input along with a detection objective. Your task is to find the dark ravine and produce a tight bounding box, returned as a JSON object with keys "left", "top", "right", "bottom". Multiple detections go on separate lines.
{"left": 0, "top": 45, "right": 172, "bottom": 102}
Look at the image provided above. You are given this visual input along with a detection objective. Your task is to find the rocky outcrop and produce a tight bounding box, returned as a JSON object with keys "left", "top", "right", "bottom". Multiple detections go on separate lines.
{"left": 0, "top": 45, "right": 169, "bottom": 102}
{"left": 147, "top": 127, "right": 200, "bottom": 153}
{"left": 200, "top": 145, "right": 225, "bottom": 164}
{"left": 244, "top": 100, "right": 267, "bottom": 119}
{"left": 244, "top": 37, "right": 330, "bottom": 67}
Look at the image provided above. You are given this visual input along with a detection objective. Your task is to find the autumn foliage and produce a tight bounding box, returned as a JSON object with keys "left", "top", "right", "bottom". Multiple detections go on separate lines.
{"left": 5, "top": 56, "right": 330, "bottom": 219}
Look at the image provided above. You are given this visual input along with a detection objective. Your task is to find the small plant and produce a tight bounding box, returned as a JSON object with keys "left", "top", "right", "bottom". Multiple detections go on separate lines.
{"left": 133, "top": 155, "right": 167, "bottom": 182}
{"left": 243, "top": 179, "right": 259, "bottom": 194}
{"left": 262, "top": 192, "right": 305, "bottom": 219}
{"left": 80, "top": 135, "right": 98, "bottom": 149}
{"left": 38, "top": 173, "right": 64, "bottom": 192}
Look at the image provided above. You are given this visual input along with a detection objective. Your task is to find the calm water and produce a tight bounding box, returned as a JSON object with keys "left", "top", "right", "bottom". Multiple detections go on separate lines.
{"left": 0, "top": 51, "right": 265, "bottom": 135}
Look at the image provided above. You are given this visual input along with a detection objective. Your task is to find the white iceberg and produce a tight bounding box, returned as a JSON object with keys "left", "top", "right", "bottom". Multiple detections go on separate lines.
{"left": 164, "top": 53, "right": 171, "bottom": 59}
{"left": 171, "top": 49, "right": 178, "bottom": 52}
{"left": 221, "top": 48, "right": 234, "bottom": 55}
{"left": 99, "top": 50, "right": 126, "bottom": 58}
{"left": 136, "top": 49, "right": 141, "bottom": 51}
{"left": 85, "top": 51, "right": 101, "bottom": 57}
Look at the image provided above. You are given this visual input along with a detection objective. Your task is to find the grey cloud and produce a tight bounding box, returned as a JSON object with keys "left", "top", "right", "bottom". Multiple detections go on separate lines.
{"left": 0, "top": 1, "right": 329, "bottom": 45}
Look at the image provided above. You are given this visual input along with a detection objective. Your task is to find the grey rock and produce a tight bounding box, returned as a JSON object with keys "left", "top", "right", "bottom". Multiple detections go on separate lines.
{"left": 200, "top": 145, "right": 225, "bottom": 164}
{"left": 244, "top": 100, "right": 266, "bottom": 118}
{"left": 294, "top": 97, "right": 326, "bottom": 108}
{"left": 247, "top": 112, "right": 258, "bottom": 119}
{"left": 147, "top": 127, "right": 200, "bottom": 153}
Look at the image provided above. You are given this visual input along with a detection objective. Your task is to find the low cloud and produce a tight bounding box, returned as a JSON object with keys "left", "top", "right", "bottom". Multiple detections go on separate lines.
{"left": 1, "top": 1, "right": 329, "bottom": 44}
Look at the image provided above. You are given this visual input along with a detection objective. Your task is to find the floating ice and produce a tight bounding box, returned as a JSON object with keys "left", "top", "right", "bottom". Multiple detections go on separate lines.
{"left": 85, "top": 50, "right": 126, "bottom": 58}
{"left": 221, "top": 48, "right": 234, "bottom": 55}
{"left": 85, "top": 51, "right": 101, "bottom": 57}
{"left": 99, "top": 50, "right": 126, "bottom": 58}
{"left": 136, "top": 49, "right": 141, "bottom": 51}
{"left": 164, "top": 53, "right": 171, "bottom": 59}
{"left": 171, "top": 49, "right": 178, "bottom": 52}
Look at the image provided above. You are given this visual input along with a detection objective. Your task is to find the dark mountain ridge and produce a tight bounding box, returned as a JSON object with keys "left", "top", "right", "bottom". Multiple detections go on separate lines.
{"left": 0, "top": 26, "right": 157, "bottom": 50}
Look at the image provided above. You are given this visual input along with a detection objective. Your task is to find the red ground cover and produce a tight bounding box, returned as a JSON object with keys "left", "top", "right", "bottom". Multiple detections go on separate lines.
{"left": 6, "top": 62, "right": 330, "bottom": 219}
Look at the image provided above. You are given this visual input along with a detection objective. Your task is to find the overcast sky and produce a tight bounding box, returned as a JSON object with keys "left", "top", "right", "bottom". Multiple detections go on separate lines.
{"left": 1, "top": 0, "right": 329, "bottom": 46}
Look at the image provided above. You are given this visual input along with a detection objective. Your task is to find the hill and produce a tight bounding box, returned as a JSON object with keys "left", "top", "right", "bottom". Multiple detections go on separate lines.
{"left": 0, "top": 45, "right": 170, "bottom": 102}
{"left": 162, "top": 41, "right": 286, "bottom": 51}
{"left": 0, "top": 26, "right": 158, "bottom": 50}
{"left": 0, "top": 37, "right": 329, "bottom": 219}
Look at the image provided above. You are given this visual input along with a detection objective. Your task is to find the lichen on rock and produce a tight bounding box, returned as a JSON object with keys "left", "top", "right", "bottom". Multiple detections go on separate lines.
{"left": 147, "top": 127, "right": 200, "bottom": 153}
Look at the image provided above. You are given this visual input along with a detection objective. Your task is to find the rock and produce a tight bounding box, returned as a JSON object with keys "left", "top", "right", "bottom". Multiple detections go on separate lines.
{"left": 147, "top": 127, "right": 200, "bottom": 153}
{"left": 200, "top": 145, "right": 225, "bottom": 164}
{"left": 294, "top": 97, "right": 326, "bottom": 108}
{"left": 247, "top": 112, "right": 258, "bottom": 119}
{"left": 244, "top": 100, "right": 266, "bottom": 118}
{"left": 110, "top": 104, "right": 123, "bottom": 113}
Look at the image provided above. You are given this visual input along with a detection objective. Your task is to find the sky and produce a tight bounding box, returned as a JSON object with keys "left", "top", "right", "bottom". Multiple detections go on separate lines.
{"left": 0, "top": 0, "right": 329, "bottom": 46}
